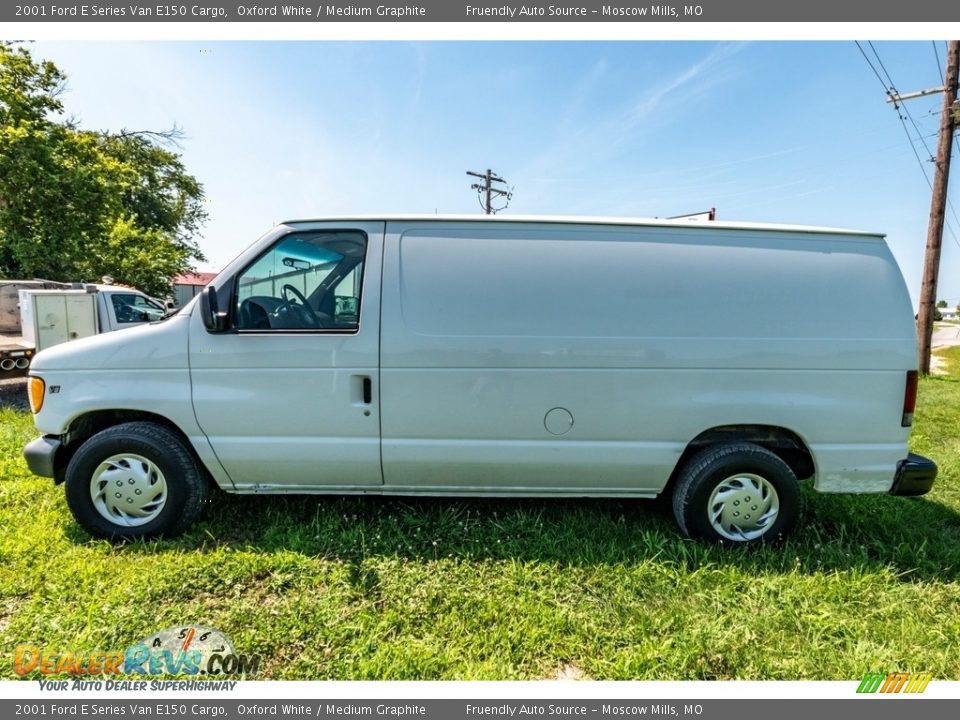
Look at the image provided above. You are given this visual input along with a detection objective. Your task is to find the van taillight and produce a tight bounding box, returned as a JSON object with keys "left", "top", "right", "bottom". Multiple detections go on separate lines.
{"left": 902, "top": 370, "right": 918, "bottom": 427}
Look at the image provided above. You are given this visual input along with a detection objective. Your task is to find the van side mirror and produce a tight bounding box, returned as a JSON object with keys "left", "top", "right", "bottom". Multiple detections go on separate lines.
{"left": 200, "top": 286, "right": 229, "bottom": 333}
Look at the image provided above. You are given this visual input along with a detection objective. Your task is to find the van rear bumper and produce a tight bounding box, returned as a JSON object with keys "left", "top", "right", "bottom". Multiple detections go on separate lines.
{"left": 890, "top": 453, "right": 937, "bottom": 497}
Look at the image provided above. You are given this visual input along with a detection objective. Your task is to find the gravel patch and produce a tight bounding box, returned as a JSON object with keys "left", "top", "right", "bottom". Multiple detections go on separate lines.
{"left": 0, "top": 375, "right": 29, "bottom": 411}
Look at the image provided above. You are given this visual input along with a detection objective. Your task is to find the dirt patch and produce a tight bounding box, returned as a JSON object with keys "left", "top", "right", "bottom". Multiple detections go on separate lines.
{"left": 543, "top": 663, "right": 590, "bottom": 680}
{"left": 0, "top": 596, "right": 24, "bottom": 637}
{"left": 0, "top": 376, "right": 28, "bottom": 411}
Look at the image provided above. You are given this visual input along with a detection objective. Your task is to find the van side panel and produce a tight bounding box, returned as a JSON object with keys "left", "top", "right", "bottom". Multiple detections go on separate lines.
{"left": 378, "top": 222, "right": 915, "bottom": 495}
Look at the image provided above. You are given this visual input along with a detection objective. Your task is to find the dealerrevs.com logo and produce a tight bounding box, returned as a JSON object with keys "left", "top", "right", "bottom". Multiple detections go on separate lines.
{"left": 14, "top": 625, "right": 260, "bottom": 682}
{"left": 857, "top": 672, "right": 933, "bottom": 694}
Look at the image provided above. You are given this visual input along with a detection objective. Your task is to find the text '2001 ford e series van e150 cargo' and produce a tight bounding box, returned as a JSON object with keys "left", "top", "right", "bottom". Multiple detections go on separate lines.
{"left": 22, "top": 215, "right": 937, "bottom": 545}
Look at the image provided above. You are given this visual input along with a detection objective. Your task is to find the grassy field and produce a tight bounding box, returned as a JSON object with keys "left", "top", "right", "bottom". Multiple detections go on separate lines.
{"left": 1, "top": 354, "right": 960, "bottom": 681}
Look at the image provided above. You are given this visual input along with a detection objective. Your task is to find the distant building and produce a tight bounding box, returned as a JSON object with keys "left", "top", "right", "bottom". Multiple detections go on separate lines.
{"left": 940, "top": 307, "right": 959, "bottom": 321}
{"left": 172, "top": 271, "right": 217, "bottom": 308}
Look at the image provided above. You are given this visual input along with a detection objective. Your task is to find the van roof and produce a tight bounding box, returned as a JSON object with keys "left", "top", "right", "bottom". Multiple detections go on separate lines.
{"left": 281, "top": 214, "right": 883, "bottom": 238}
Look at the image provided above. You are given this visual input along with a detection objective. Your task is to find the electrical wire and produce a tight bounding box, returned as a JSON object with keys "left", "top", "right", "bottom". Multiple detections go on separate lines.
{"left": 934, "top": 41, "right": 945, "bottom": 85}
{"left": 856, "top": 41, "right": 960, "bottom": 250}
{"left": 899, "top": 118, "right": 935, "bottom": 189}
{"left": 854, "top": 42, "right": 937, "bottom": 161}
{"left": 855, "top": 41, "right": 889, "bottom": 93}
{"left": 933, "top": 42, "right": 960, "bottom": 243}
{"left": 868, "top": 41, "right": 898, "bottom": 90}
{"left": 944, "top": 41, "right": 960, "bottom": 166}
{"left": 870, "top": 41, "right": 936, "bottom": 160}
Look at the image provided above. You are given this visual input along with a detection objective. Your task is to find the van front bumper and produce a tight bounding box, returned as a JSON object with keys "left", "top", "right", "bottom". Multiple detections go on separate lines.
{"left": 890, "top": 453, "right": 937, "bottom": 497}
{"left": 23, "top": 435, "right": 60, "bottom": 479}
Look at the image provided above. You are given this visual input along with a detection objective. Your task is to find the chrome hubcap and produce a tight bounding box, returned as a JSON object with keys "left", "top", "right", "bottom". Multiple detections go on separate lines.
{"left": 90, "top": 454, "right": 167, "bottom": 527}
{"left": 707, "top": 472, "right": 779, "bottom": 541}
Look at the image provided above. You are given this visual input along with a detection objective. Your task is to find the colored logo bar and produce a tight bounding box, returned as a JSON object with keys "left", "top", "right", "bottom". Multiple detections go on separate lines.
{"left": 857, "top": 672, "right": 933, "bottom": 694}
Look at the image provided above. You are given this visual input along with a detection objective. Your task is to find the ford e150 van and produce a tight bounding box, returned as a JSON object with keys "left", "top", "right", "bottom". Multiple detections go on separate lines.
{"left": 22, "top": 216, "right": 937, "bottom": 544}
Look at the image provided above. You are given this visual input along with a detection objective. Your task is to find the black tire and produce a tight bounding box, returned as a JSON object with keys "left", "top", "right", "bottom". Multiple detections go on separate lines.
{"left": 672, "top": 442, "right": 801, "bottom": 545}
{"left": 64, "top": 421, "right": 208, "bottom": 540}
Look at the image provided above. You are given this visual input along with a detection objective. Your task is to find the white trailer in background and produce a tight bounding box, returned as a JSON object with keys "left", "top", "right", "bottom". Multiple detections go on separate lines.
{"left": 19, "top": 290, "right": 99, "bottom": 354}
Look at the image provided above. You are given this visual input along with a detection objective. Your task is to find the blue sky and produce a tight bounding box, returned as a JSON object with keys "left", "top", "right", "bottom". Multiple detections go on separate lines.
{"left": 28, "top": 40, "right": 960, "bottom": 306}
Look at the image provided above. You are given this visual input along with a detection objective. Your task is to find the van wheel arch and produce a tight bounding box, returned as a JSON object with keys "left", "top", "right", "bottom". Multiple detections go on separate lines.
{"left": 53, "top": 410, "right": 207, "bottom": 486}
{"left": 665, "top": 424, "right": 815, "bottom": 494}
{"left": 672, "top": 441, "right": 802, "bottom": 544}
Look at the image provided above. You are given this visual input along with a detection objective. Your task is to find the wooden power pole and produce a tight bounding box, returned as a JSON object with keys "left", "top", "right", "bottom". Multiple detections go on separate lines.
{"left": 917, "top": 40, "right": 960, "bottom": 374}
{"left": 467, "top": 169, "right": 512, "bottom": 214}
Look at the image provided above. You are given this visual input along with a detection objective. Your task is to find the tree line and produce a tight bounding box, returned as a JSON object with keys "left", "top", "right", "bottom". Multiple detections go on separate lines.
{"left": 0, "top": 43, "right": 206, "bottom": 297}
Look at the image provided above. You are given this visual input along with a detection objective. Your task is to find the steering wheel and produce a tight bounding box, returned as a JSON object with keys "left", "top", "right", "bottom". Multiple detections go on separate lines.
{"left": 278, "top": 284, "right": 323, "bottom": 328}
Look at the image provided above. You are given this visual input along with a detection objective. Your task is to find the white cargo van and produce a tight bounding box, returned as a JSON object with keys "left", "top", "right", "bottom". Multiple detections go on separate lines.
{"left": 22, "top": 216, "right": 936, "bottom": 544}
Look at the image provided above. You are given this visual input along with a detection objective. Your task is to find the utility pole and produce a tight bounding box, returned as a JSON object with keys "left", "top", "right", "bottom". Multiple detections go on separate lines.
{"left": 467, "top": 169, "right": 512, "bottom": 214}
{"left": 917, "top": 40, "right": 960, "bottom": 374}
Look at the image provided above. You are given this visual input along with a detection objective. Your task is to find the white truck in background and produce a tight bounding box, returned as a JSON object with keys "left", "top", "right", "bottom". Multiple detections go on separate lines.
{"left": 0, "top": 280, "right": 165, "bottom": 374}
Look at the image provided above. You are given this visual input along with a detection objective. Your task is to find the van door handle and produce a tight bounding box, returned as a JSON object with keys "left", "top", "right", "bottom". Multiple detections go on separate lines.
{"left": 352, "top": 375, "right": 373, "bottom": 409}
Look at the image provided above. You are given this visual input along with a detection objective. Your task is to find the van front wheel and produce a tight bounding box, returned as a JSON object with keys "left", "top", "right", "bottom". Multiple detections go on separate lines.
{"left": 64, "top": 421, "right": 208, "bottom": 540}
{"left": 672, "top": 443, "right": 800, "bottom": 544}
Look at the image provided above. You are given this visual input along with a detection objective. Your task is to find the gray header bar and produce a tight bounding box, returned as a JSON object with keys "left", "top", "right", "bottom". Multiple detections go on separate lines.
{"left": 5, "top": 0, "right": 960, "bottom": 22}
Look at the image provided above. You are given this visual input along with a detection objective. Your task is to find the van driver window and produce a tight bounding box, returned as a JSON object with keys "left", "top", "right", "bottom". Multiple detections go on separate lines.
{"left": 235, "top": 230, "right": 367, "bottom": 331}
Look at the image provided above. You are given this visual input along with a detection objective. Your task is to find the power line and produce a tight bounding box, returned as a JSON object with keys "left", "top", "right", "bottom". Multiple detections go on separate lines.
{"left": 945, "top": 192, "right": 960, "bottom": 248}
{"left": 466, "top": 169, "right": 513, "bottom": 215}
{"left": 927, "top": 46, "right": 960, "bottom": 250}
{"left": 870, "top": 41, "right": 936, "bottom": 160}
{"left": 855, "top": 41, "right": 889, "bottom": 93}
{"left": 934, "top": 41, "right": 945, "bottom": 85}
{"left": 868, "top": 41, "right": 898, "bottom": 89}
{"left": 916, "top": 39, "right": 960, "bottom": 374}
{"left": 933, "top": 41, "right": 960, "bottom": 231}
{"left": 855, "top": 41, "right": 960, "bottom": 250}
{"left": 855, "top": 42, "right": 937, "bottom": 163}
{"left": 901, "top": 121, "right": 935, "bottom": 188}
{"left": 945, "top": 41, "right": 960, "bottom": 166}
{"left": 894, "top": 119, "right": 957, "bottom": 256}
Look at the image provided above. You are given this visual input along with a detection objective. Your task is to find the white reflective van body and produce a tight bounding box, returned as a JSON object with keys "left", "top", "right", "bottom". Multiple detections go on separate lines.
{"left": 24, "top": 216, "right": 935, "bottom": 543}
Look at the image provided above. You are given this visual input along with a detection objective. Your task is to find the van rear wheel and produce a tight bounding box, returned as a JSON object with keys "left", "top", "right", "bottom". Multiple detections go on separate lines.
{"left": 672, "top": 442, "right": 800, "bottom": 544}
{"left": 64, "top": 421, "right": 208, "bottom": 540}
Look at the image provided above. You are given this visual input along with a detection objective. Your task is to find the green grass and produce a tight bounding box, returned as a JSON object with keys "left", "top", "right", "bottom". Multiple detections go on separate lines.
{"left": 2, "top": 354, "right": 960, "bottom": 681}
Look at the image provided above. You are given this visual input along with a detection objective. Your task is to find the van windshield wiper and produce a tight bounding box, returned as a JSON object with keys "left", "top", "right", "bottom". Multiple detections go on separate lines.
{"left": 155, "top": 308, "right": 181, "bottom": 322}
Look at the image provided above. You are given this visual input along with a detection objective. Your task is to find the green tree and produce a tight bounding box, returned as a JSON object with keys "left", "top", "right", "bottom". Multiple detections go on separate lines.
{"left": 937, "top": 300, "right": 948, "bottom": 308}
{"left": 0, "top": 43, "right": 206, "bottom": 296}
